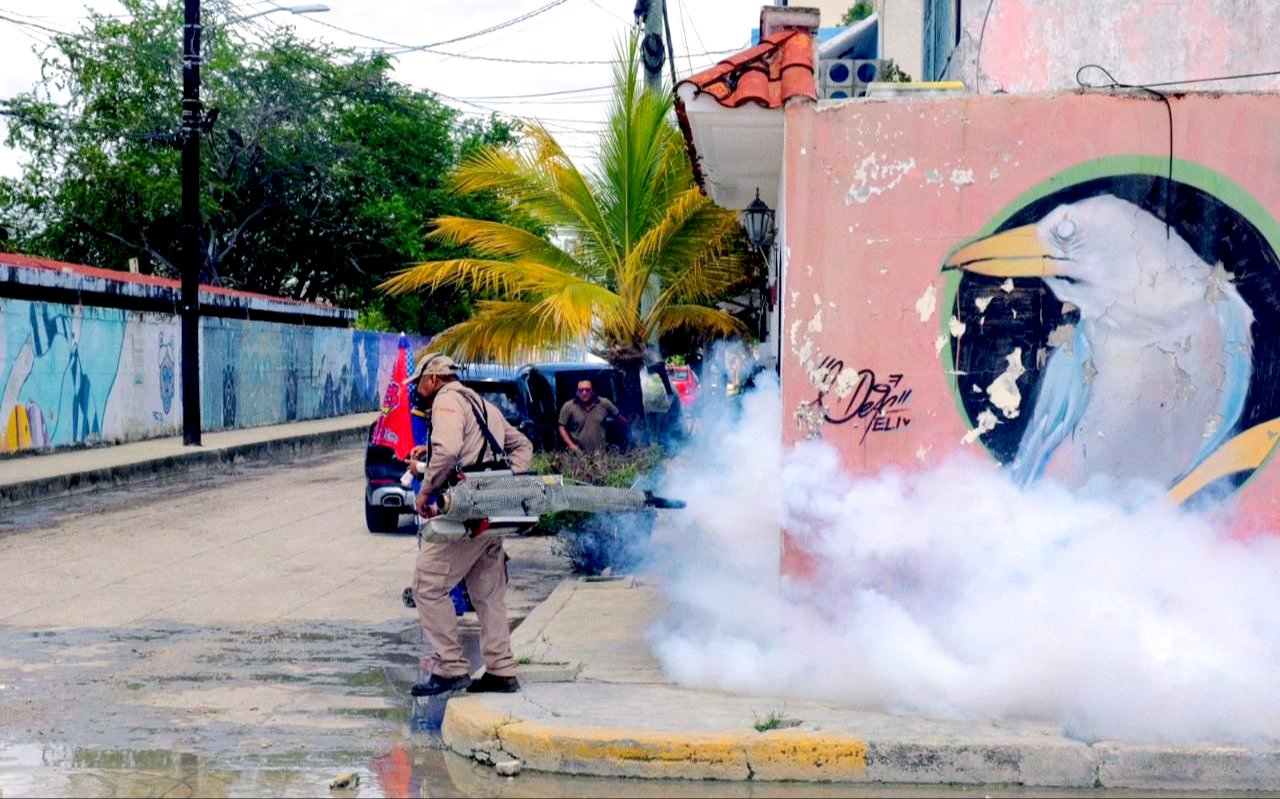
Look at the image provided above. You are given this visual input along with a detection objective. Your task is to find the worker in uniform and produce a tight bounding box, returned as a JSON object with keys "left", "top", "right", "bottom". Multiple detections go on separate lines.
{"left": 406, "top": 354, "right": 533, "bottom": 697}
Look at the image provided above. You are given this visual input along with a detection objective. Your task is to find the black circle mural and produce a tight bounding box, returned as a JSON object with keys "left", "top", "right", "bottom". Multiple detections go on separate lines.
{"left": 946, "top": 173, "right": 1280, "bottom": 502}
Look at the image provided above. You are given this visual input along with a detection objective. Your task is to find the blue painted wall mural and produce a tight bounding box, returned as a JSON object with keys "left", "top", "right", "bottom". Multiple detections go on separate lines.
{"left": 0, "top": 296, "right": 431, "bottom": 453}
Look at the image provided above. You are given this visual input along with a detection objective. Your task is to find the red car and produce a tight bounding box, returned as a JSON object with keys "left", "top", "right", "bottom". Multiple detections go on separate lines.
{"left": 667, "top": 365, "right": 699, "bottom": 407}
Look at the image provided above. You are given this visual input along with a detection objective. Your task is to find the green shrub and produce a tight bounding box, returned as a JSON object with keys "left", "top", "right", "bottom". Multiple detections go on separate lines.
{"left": 529, "top": 446, "right": 664, "bottom": 574}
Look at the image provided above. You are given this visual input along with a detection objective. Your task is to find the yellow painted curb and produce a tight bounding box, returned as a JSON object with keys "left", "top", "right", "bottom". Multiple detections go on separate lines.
{"left": 443, "top": 698, "right": 869, "bottom": 782}
{"left": 440, "top": 699, "right": 512, "bottom": 746}
{"left": 745, "top": 729, "right": 869, "bottom": 781}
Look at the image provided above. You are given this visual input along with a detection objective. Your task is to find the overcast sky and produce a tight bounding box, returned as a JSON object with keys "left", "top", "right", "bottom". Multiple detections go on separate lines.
{"left": 0, "top": 0, "right": 762, "bottom": 178}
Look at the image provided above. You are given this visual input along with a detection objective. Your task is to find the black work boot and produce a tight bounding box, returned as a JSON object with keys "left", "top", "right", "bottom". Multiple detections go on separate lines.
{"left": 466, "top": 672, "right": 521, "bottom": 694}
{"left": 410, "top": 673, "right": 472, "bottom": 697}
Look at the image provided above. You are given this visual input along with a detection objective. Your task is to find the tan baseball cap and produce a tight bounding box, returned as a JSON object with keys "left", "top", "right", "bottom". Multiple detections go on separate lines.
{"left": 407, "top": 352, "right": 460, "bottom": 383}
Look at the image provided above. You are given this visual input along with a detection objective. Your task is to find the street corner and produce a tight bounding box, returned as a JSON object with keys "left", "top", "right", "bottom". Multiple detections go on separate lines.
{"left": 440, "top": 695, "right": 518, "bottom": 756}
{"left": 442, "top": 691, "right": 888, "bottom": 782}
{"left": 442, "top": 692, "right": 749, "bottom": 780}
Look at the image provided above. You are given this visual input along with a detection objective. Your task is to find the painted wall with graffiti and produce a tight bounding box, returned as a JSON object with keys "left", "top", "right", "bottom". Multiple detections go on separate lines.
{"left": 782, "top": 92, "right": 1280, "bottom": 537}
{"left": 0, "top": 296, "right": 431, "bottom": 452}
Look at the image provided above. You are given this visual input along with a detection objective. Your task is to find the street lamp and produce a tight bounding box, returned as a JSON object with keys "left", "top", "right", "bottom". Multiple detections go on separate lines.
{"left": 741, "top": 188, "right": 776, "bottom": 250}
{"left": 229, "top": 4, "right": 330, "bottom": 23}
{"left": 178, "top": 0, "right": 329, "bottom": 447}
{"left": 740, "top": 188, "right": 777, "bottom": 344}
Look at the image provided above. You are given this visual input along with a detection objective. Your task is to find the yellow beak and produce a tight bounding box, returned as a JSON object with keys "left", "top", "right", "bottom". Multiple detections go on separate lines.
{"left": 943, "top": 224, "right": 1064, "bottom": 278}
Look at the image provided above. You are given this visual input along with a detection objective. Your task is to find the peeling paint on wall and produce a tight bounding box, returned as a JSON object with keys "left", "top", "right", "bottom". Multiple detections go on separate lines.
{"left": 961, "top": 409, "right": 999, "bottom": 445}
{"left": 950, "top": 168, "right": 975, "bottom": 190}
{"left": 915, "top": 285, "right": 938, "bottom": 322}
{"left": 986, "top": 348, "right": 1026, "bottom": 420}
{"left": 845, "top": 154, "right": 917, "bottom": 205}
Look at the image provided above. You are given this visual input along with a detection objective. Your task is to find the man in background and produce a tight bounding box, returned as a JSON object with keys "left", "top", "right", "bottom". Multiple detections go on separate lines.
{"left": 558, "top": 379, "right": 626, "bottom": 454}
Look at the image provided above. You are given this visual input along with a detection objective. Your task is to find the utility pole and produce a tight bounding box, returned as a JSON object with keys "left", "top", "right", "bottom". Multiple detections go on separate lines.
{"left": 637, "top": 0, "right": 665, "bottom": 92}
{"left": 180, "top": 0, "right": 202, "bottom": 445}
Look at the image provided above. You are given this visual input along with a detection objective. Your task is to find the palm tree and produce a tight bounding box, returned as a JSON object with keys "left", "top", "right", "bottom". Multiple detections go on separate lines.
{"left": 380, "top": 35, "right": 748, "bottom": 420}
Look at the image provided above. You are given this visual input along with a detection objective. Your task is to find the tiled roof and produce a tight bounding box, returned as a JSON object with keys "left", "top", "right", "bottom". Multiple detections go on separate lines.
{"left": 676, "top": 29, "right": 816, "bottom": 109}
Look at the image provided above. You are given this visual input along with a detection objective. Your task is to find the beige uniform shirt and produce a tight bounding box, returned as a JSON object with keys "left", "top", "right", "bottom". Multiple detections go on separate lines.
{"left": 421, "top": 381, "right": 534, "bottom": 495}
{"left": 558, "top": 397, "right": 619, "bottom": 453}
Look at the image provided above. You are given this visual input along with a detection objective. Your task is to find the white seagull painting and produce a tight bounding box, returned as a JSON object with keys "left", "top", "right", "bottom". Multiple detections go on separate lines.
{"left": 944, "top": 194, "right": 1270, "bottom": 499}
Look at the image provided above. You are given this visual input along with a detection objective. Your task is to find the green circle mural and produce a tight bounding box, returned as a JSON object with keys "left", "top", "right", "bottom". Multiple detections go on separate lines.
{"left": 939, "top": 157, "right": 1280, "bottom": 505}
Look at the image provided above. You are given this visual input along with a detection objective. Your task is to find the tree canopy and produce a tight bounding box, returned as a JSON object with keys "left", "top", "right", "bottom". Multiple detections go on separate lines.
{"left": 0, "top": 0, "right": 520, "bottom": 334}
{"left": 380, "top": 35, "right": 749, "bottom": 377}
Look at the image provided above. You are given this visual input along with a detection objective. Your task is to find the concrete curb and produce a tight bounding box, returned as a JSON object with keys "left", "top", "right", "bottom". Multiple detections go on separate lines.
{"left": 0, "top": 419, "right": 372, "bottom": 510}
{"left": 442, "top": 697, "right": 1280, "bottom": 788}
{"left": 441, "top": 699, "right": 1091, "bottom": 785}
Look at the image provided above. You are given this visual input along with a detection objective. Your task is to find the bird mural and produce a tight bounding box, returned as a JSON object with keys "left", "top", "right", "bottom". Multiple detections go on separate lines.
{"left": 944, "top": 193, "right": 1280, "bottom": 501}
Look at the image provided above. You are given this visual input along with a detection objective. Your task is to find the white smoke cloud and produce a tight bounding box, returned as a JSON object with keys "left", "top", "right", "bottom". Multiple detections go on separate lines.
{"left": 650, "top": 377, "right": 1280, "bottom": 743}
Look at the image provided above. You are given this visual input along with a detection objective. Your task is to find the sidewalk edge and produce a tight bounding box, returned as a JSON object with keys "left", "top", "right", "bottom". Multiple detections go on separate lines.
{"left": 1, "top": 420, "right": 371, "bottom": 509}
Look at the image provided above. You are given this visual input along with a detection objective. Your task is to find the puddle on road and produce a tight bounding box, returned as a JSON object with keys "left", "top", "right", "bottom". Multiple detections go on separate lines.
{"left": 0, "top": 623, "right": 1264, "bottom": 799}
{"left": 4, "top": 739, "right": 1260, "bottom": 799}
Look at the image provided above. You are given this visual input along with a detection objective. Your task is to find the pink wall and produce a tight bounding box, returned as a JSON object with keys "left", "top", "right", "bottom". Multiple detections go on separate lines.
{"left": 952, "top": 0, "right": 1280, "bottom": 94}
{"left": 781, "top": 92, "right": 1280, "bottom": 571}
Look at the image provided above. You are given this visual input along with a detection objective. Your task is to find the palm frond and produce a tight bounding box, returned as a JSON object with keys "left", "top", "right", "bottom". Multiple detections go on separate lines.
{"left": 428, "top": 217, "right": 580, "bottom": 271}
{"left": 623, "top": 188, "right": 738, "bottom": 303}
{"left": 531, "top": 280, "right": 639, "bottom": 342}
{"left": 596, "top": 34, "right": 681, "bottom": 258}
{"left": 380, "top": 257, "right": 604, "bottom": 299}
{"left": 429, "top": 300, "right": 592, "bottom": 365}
{"left": 648, "top": 303, "right": 750, "bottom": 340}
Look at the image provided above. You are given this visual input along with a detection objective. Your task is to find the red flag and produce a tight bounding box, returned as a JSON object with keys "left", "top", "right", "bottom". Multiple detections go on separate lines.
{"left": 371, "top": 334, "right": 414, "bottom": 461}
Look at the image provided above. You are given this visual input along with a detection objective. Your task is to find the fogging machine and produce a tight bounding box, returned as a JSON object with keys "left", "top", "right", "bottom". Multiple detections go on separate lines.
{"left": 419, "top": 469, "right": 685, "bottom": 543}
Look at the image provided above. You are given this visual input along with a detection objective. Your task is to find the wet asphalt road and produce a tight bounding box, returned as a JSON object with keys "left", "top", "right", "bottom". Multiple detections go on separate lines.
{"left": 0, "top": 446, "right": 576, "bottom": 797}
{"left": 0, "top": 448, "right": 1269, "bottom": 798}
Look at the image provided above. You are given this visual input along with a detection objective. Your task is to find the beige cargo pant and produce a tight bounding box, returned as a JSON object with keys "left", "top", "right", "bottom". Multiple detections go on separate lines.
{"left": 413, "top": 536, "right": 517, "bottom": 679}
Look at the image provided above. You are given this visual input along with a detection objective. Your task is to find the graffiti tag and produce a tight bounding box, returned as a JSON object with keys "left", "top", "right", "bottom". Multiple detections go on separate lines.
{"left": 812, "top": 356, "right": 913, "bottom": 445}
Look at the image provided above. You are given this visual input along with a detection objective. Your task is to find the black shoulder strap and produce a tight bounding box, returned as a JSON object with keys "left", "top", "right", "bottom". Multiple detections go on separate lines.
{"left": 456, "top": 387, "right": 507, "bottom": 467}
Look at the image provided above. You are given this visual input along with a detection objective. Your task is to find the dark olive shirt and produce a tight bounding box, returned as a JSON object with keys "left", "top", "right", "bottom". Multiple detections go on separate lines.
{"left": 558, "top": 397, "right": 619, "bottom": 452}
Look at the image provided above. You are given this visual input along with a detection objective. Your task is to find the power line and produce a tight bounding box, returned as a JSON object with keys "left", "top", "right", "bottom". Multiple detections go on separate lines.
{"left": 402, "top": 45, "right": 736, "bottom": 65}
{"left": 587, "top": 0, "right": 628, "bottom": 25}
{"left": 674, "top": 0, "right": 694, "bottom": 77}
{"left": 286, "top": 10, "right": 736, "bottom": 65}
{"left": 0, "top": 11, "right": 86, "bottom": 39}
{"left": 417, "top": 0, "right": 572, "bottom": 48}
{"left": 269, "top": 0, "right": 571, "bottom": 51}
{"left": 462, "top": 84, "right": 611, "bottom": 100}
{"left": 678, "top": 0, "right": 709, "bottom": 77}
{"left": 1077, "top": 64, "right": 1280, "bottom": 89}
{"left": 470, "top": 95, "right": 612, "bottom": 106}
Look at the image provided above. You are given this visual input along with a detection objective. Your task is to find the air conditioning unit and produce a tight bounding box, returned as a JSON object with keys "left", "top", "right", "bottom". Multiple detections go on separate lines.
{"left": 819, "top": 59, "right": 888, "bottom": 100}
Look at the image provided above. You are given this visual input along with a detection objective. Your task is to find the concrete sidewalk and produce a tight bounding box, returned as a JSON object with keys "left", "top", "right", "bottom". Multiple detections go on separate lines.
{"left": 0, "top": 412, "right": 378, "bottom": 510}
{"left": 443, "top": 578, "right": 1280, "bottom": 790}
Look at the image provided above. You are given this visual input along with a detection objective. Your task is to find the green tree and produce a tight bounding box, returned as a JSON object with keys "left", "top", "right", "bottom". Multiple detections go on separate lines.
{"left": 380, "top": 36, "right": 748, "bottom": 417}
{"left": 841, "top": 1, "right": 874, "bottom": 25}
{"left": 0, "top": 0, "right": 518, "bottom": 333}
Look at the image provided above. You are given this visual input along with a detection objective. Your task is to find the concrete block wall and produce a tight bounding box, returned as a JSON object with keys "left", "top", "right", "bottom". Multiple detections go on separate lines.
{"left": 780, "top": 92, "right": 1280, "bottom": 568}
{"left": 0, "top": 296, "right": 429, "bottom": 453}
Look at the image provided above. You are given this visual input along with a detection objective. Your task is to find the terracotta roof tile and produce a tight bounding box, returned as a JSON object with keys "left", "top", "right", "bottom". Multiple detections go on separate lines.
{"left": 676, "top": 28, "right": 816, "bottom": 110}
